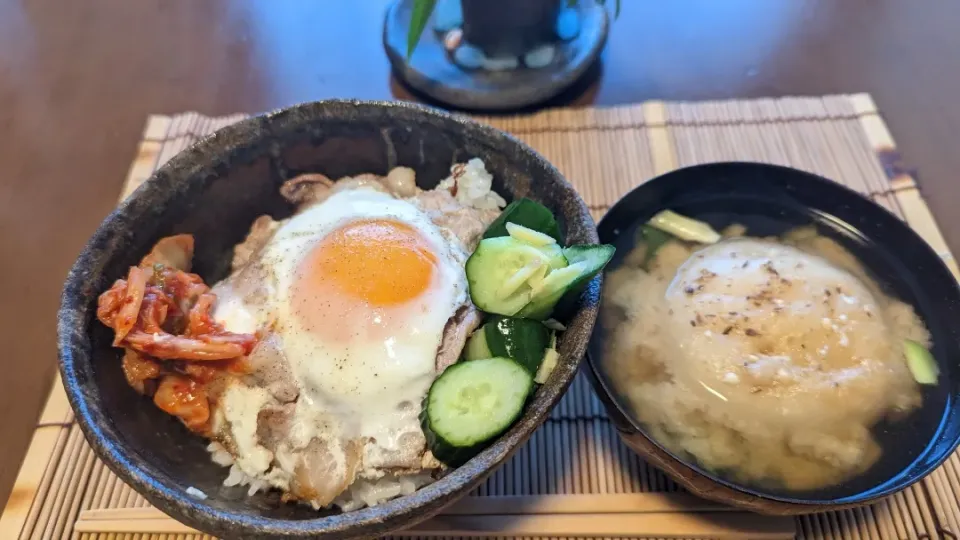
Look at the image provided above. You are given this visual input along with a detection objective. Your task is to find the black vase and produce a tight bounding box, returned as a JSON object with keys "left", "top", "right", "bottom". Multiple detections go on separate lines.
{"left": 460, "top": 0, "right": 561, "bottom": 58}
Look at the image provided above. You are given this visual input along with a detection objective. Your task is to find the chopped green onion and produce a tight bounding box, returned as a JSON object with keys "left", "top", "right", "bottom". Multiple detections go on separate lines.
{"left": 904, "top": 340, "right": 939, "bottom": 385}
{"left": 638, "top": 224, "right": 673, "bottom": 268}
{"left": 648, "top": 210, "right": 721, "bottom": 244}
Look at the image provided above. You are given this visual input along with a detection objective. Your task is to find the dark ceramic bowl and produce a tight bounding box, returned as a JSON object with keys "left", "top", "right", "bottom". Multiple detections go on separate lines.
{"left": 57, "top": 100, "right": 600, "bottom": 539}
{"left": 586, "top": 162, "right": 960, "bottom": 515}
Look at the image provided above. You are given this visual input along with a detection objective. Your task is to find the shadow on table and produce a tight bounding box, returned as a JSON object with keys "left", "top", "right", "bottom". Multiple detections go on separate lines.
{"left": 388, "top": 61, "right": 604, "bottom": 115}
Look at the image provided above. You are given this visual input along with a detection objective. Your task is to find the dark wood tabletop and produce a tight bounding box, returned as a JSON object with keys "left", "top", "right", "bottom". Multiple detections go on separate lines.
{"left": 2, "top": 0, "right": 960, "bottom": 508}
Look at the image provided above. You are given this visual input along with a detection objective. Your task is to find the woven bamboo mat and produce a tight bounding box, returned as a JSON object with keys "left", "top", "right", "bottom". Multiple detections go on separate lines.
{"left": 3, "top": 94, "right": 959, "bottom": 539}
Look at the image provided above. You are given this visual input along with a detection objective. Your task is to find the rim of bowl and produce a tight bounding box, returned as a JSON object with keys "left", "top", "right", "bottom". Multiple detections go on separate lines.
{"left": 58, "top": 99, "right": 600, "bottom": 537}
{"left": 587, "top": 161, "right": 960, "bottom": 508}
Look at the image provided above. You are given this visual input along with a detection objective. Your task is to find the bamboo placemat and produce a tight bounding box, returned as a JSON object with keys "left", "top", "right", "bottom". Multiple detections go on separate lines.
{"left": 4, "top": 94, "right": 958, "bottom": 539}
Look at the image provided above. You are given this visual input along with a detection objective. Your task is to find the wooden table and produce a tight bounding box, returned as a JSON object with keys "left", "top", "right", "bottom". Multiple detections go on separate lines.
{"left": 2, "top": 0, "right": 960, "bottom": 510}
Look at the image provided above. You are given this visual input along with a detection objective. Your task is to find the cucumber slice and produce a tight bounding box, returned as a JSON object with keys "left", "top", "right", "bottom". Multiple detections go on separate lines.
{"left": 538, "top": 243, "right": 568, "bottom": 270}
{"left": 463, "top": 328, "right": 493, "bottom": 361}
{"left": 560, "top": 244, "right": 616, "bottom": 289}
{"left": 516, "top": 263, "right": 586, "bottom": 320}
{"left": 526, "top": 263, "right": 550, "bottom": 291}
{"left": 526, "top": 245, "right": 566, "bottom": 290}
{"left": 506, "top": 222, "right": 557, "bottom": 247}
{"left": 421, "top": 357, "right": 534, "bottom": 466}
{"left": 483, "top": 199, "right": 562, "bottom": 242}
{"left": 466, "top": 237, "right": 549, "bottom": 316}
{"left": 516, "top": 244, "right": 616, "bottom": 320}
{"left": 904, "top": 340, "right": 939, "bottom": 385}
{"left": 497, "top": 258, "right": 545, "bottom": 300}
{"left": 484, "top": 316, "right": 551, "bottom": 374}
{"left": 648, "top": 210, "right": 721, "bottom": 244}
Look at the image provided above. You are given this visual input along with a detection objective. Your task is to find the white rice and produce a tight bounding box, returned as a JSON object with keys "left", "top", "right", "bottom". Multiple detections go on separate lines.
{"left": 185, "top": 486, "right": 208, "bottom": 500}
{"left": 437, "top": 158, "right": 507, "bottom": 210}
{"left": 210, "top": 447, "right": 435, "bottom": 510}
{"left": 333, "top": 474, "right": 434, "bottom": 512}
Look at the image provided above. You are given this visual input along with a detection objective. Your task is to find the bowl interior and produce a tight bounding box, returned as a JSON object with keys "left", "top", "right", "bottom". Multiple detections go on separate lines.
{"left": 59, "top": 101, "right": 598, "bottom": 537}
{"left": 587, "top": 162, "right": 960, "bottom": 506}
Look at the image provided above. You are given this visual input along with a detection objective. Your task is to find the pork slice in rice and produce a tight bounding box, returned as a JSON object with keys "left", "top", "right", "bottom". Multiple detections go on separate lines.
{"left": 232, "top": 215, "right": 280, "bottom": 271}
{"left": 384, "top": 167, "right": 418, "bottom": 197}
{"left": 411, "top": 189, "right": 500, "bottom": 251}
{"left": 279, "top": 173, "right": 335, "bottom": 206}
{"left": 435, "top": 303, "right": 482, "bottom": 372}
{"left": 209, "top": 164, "right": 505, "bottom": 507}
{"left": 223, "top": 315, "right": 462, "bottom": 505}
{"left": 250, "top": 402, "right": 389, "bottom": 508}
{"left": 279, "top": 167, "right": 499, "bottom": 251}
{"left": 280, "top": 173, "right": 394, "bottom": 208}
{"left": 252, "top": 403, "right": 364, "bottom": 508}
{"left": 363, "top": 427, "right": 429, "bottom": 471}
{"left": 140, "top": 234, "right": 194, "bottom": 271}
{"left": 216, "top": 245, "right": 279, "bottom": 328}
{"left": 255, "top": 402, "right": 297, "bottom": 452}
{"left": 291, "top": 437, "right": 364, "bottom": 508}
{"left": 243, "top": 332, "right": 299, "bottom": 404}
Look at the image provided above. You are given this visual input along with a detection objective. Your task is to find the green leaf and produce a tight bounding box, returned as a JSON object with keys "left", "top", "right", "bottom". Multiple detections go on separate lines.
{"left": 482, "top": 198, "right": 563, "bottom": 243}
{"left": 407, "top": 0, "right": 438, "bottom": 58}
{"left": 614, "top": 0, "right": 621, "bottom": 18}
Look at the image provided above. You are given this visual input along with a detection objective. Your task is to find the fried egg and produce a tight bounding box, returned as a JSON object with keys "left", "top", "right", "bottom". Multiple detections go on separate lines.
{"left": 212, "top": 187, "right": 470, "bottom": 482}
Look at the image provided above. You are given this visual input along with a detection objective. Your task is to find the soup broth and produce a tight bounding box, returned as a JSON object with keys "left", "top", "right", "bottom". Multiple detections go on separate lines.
{"left": 597, "top": 209, "right": 947, "bottom": 500}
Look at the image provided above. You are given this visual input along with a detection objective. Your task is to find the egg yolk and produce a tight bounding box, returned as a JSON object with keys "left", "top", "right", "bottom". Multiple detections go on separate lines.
{"left": 297, "top": 219, "right": 438, "bottom": 307}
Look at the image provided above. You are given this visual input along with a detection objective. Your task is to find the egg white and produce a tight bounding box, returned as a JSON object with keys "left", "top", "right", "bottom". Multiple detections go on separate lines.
{"left": 213, "top": 187, "right": 469, "bottom": 469}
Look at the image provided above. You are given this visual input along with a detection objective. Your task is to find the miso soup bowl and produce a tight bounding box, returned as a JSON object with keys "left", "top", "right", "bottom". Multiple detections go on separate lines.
{"left": 57, "top": 100, "right": 601, "bottom": 538}
{"left": 586, "top": 162, "right": 960, "bottom": 515}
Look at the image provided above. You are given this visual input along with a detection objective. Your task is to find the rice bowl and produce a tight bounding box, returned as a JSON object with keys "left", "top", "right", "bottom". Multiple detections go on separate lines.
{"left": 58, "top": 99, "right": 602, "bottom": 538}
